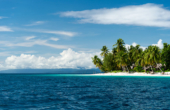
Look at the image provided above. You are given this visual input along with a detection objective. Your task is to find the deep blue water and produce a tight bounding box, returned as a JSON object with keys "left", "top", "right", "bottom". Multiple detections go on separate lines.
{"left": 1, "top": 74, "right": 170, "bottom": 110}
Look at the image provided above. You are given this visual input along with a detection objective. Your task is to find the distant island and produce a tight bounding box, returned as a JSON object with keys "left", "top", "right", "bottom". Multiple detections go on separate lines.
{"left": 92, "top": 38, "right": 170, "bottom": 74}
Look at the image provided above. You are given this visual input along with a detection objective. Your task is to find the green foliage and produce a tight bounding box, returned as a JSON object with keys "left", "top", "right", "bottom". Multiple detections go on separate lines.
{"left": 129, "top": 69, "right": 135, "bottom": 73}
{"left": 134, "top": 66, "right": 143, "bottom": 72}
{"left": 91, "top": 55, "right": 103, "bottom": 68}
{"left": 162, "top": 43, "right": 170, "bottom": 70}
{"left": 100, "top": 46, "right": 109, "bottom": 57}
{"left": 111, "top": 70, "right": 122, "bottom": 73}
{"left": 141, "top": 70, "right": 145, "bottom": 72}
{"left": 102, "top": 53, "right": 115, "bottom": 72}
{"left": 113, "top": 38, "right": 127, "bottom": 53}
{"left": 153, "top": 68, "right": 156, "bottom": 72}
{"left": 91, "top": 38, "right": 168, "bottom": 73}
{"left": 146, "top": 70, "right": 150, "bottom": 73}
{"left": 100, "top": 66, "right": 107, "bottom": 72}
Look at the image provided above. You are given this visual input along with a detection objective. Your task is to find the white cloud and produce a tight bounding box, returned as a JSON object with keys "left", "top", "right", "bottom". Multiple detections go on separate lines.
{"left": 0, "top": 40, "right": 73, "bottom": 49}
{"left": 25, "top": 36, "right": 36, "bottom": 40}
{"left": 25, "top": 21, "right": 45, "bottom": 26}
{"left": 0, "top": 26, "right": 13, "bottom": 32}
{"left": 0, "top": 48, "right": 100, "bottom": 70}
{"left": 21, "top": 29, "right": 77, "bottom": 37}
{"left": 23, "top": 51, "right": 37, "bottom": 54}
{"left": 152, "top": 39, "right": 163, "bottom": 48}
{"left": 60, "top": 3, "right": 170, "bottom": 28}
{"left": 125, "top": 39, "right": 163, "bottom": 50}
{"left": 42, "top": 30, "right": 77, "bottom": 37}
{"left": 0, "top": 52, "right": 11, "bottom": 56}
{"left": 50, "top": 37, "right": 59, "bottom": 41}
{"left": 125, "top": 42, "right": 143, "bottom": 49}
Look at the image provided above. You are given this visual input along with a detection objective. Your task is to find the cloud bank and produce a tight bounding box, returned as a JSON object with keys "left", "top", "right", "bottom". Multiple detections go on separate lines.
{"left": 60, "top": 3, "right": 170, "bottom": 27}
{"left": 152, "top": 39, "right": 163, "bottom": 48}
{"left": 0, "top": 39, "right": 164, "bottom": 70}
{"left": 125, "top": 39, "right": 163, "bottom": 50}
{"left": 0, "top": 48, "right": 100, "bottom": 70}
{"left": 125, "top": 42, "right": 146, "bottom": 50}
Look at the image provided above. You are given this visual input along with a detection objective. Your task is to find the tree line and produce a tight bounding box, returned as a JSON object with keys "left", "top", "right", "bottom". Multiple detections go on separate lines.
{"left": 92, "top": 38, "right": 170, "bottom": 73}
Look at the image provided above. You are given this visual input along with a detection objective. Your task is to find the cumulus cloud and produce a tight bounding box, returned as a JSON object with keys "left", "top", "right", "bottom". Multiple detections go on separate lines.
{"left": 125, "top": 42, "right": 146, "bottom": 50}
{"left": 0, "top": 26, "right": 13, "bottom": 32}
{"left": 25, "top": 21, "right": 45, "bottom": 26}
{"left": 152, "top": 39, "right": 163, "bottom": 48}
{"left": 0, "top": 48, "right": 100, "bottom": 70}
{"left": 125, "top": 39, "right": 163, "bottom": 50}
{"left": 60, "top": 3, "right": 170, "bottom": 27}
{"left": 50, "top": 37, "right": 59, "bottom": 41}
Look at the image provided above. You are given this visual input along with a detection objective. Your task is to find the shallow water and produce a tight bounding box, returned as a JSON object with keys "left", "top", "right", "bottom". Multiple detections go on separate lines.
{"left": 0, "top": 74, "right": 170, "bottom": 109}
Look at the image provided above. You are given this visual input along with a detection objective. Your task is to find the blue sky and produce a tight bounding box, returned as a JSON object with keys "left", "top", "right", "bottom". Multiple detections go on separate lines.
{"left": 0, "top": 0, "right": 170, "bottom": 70}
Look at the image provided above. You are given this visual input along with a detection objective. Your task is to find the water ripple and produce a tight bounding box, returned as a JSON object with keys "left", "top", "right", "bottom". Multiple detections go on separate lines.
{"left": 0, "top": 74, "right": 170, "bottom": 109}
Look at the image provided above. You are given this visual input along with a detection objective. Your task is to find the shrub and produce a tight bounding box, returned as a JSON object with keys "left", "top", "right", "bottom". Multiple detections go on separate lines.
{"left": 111, "top": 70, "right": 122, "bottom": 73}
{"left": 141, "top": 70, "right": 144, "bottom": 72}
{"left": 134, "top": 66, "right": 143, "bottom": 72}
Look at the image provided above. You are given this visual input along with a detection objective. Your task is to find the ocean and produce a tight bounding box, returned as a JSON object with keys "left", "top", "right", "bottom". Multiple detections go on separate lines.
{"left": 0, "top": 74, "right": 170, "bottom": 109}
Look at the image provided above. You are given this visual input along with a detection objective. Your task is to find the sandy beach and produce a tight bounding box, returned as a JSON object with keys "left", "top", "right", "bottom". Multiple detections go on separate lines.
{"left": 92, "top": 72, "right": 170, "bottom": 76}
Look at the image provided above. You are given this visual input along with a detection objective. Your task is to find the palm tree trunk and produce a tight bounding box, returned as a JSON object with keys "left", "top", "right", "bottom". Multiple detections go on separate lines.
{"left": 121, "top": 66, "right": 124, "bottom": 71}
{"left": 159, "top": 67, "right": 164, "bottom": 74}
{"left": 150, "top": 65, "right": 154, "bottom": 74}
{"left": 144, "top": 66, "right": 146, "bottom": 73}
{"left": 156, "top": 63, "right": 163, "bottom": 73}
{"left": 156, "top": 63, "right": 164, "bottom": 73}
{"left": 122, "top": 66, "right": 126, "bottom": 72}
{"left": 126, "top": 66, "right": 129, "bottom": 73}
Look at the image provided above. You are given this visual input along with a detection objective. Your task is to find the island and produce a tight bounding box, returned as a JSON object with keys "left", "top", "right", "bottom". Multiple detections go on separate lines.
{"left": 91, "top": 38, "right": 170, "bottom": 76}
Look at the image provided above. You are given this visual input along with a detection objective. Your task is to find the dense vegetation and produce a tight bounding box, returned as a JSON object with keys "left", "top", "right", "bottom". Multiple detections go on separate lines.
{"left": 92, "top": 39, "right": 170, "bottom": 73}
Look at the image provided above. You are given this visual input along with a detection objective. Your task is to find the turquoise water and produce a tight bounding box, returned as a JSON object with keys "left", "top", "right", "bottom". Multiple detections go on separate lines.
{"left": 1, "top": 74, "right": 170, "bottom": 109}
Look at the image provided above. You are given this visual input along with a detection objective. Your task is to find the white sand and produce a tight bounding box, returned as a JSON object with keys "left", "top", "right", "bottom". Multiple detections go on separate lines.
{"left": 91, "top": 72, "right": 170, "bottom": 76}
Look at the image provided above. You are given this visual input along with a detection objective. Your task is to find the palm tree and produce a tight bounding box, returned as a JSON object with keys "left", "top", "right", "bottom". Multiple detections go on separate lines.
{"left": 112, "top": 47, "right": 117, "bottom": 56}
{"left": 136, "top": 52, "right": 147, "bottom": 72}
{"left": 127, "top": 45, "right": 135, "bottom": 67}
{"left": 145, "top": 46, "right": 154, "bottom": 73}
{"left": 102, "top": 53, "right": 115, "bottom": 71}
{"left": 161, "top": 43, "right": 170, "bottom": 70}
{"left": 92, "top": 55, "right": 98, "bottom": 65}
{"left": 113, "top": 38, "right": 125, "bottom": 52}
{"left": 150, "top": 46, "right": 163, "bottom": 72}
{"left": 91, "top": 38, "right": 170, "bottom": 73}
{"left": 116, "top": 51, "right": 129, "bottom": 72}
{"left": 100, "top": 46, "right": 109, "bottom": 57}
{"left": 92, "top": 55, "right": 103, "bottom": 68}
{"left": 132, "top": 45, "right": 143, "bottom": 62}
{"left": 144, "top": 46, "right": 163, "bottom": 73}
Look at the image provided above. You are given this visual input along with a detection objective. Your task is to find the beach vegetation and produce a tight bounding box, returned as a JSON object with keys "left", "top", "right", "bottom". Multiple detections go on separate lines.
{"left": 92, "top": 38, "right": 169, "bottom": 74}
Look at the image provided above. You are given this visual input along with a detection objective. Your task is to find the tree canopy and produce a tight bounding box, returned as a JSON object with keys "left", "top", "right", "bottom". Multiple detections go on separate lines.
{"left": 92, "top": 38, "right": 169, "bottom": 73}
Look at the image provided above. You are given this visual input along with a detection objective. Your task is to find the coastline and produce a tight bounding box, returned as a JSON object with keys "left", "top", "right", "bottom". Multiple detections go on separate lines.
{"left": 91, "top": 72, "right": 170, "bottom": 76}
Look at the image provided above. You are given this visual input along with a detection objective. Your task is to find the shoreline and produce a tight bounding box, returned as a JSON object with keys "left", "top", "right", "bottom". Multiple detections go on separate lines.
{"left": 91, "top": 72, "right": 170, "bottom": 76}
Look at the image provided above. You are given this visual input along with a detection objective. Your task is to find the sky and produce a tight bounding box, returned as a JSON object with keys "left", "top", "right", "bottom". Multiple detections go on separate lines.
{"left": 0, "top": 0, "right": 170, "bottom": 70}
